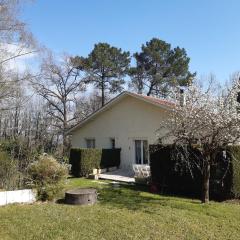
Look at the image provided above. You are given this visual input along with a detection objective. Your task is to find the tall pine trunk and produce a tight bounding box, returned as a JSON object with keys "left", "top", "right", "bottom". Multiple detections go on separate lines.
{"left": 101, "top": 77, "right": 105, "bottom": 107}
{"left": 147, "top": 84, "right": 154, "bottom": 96}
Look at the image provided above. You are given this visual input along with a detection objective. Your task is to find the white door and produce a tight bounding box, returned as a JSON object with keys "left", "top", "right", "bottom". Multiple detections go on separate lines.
{"left": 134, "top": 140, "right": 148, "bottom": 164}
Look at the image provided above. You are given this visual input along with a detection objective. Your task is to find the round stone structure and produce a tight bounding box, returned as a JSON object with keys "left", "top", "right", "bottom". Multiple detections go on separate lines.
{"left": 65, "top": 188, "right": 97, "bottom": 205}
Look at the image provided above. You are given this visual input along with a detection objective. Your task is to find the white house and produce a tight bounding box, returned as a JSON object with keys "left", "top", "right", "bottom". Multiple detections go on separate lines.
{"left": 68, "top": 91, "right": 174, "bottom": 170}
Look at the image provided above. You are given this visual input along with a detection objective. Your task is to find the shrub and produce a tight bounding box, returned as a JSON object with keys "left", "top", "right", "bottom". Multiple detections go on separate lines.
{"left": 0, "top": 151, "right": 22, "bottom": 190}
{"left": 0, "top": 139, "right": 42, "bottom": 179}
{"left": 227, "top": 146, "right": 240, "bottom": 198}
{"left": 149, "top": 145, "right": 202, "bottom": 198}
{"left": 28, "top": 154, "right": 68, "bottom": 201}
{"left": 209, "top": 146, "right": 240, "bottom": 199}
{"left": 150, "top": 144, "right": 240, "bottom": 200}
{"left": 69, "top": 149, "right": 101, "bottom": 177}
{"left": 101, "top": 149, "right": 121, "bottom": 168}
{"left": 69, "top": 148, "right": 121, "bottom": 177}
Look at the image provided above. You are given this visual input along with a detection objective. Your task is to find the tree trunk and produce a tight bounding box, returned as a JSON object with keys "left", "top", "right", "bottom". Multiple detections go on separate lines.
{"left": 62, "top": 100, "right": 68, "bottom": 156}
{"left": 201, "top": 160, "right": 211, "bottom": 203}
{"left": 101, "top": 79, "right": 105, "bottom": 107}
{"left": 62, "top": 129, "right": 67, "bottom": 157}
{"left": 147, "top": 84, "right": 153, "bottom": 96}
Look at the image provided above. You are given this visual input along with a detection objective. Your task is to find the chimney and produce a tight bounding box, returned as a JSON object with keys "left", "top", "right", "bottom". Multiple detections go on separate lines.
{"left": 180, "top": 88, "right": 186, "bottom": 107}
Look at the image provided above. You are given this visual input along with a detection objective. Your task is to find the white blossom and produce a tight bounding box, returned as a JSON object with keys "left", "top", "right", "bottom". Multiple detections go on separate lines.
{"left": 159, "top": 76, "right": 240, "bottom": 149}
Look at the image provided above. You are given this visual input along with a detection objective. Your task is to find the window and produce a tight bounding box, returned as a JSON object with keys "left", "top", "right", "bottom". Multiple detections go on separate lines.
{"left": 86, "top": 139, "right": 95, "bottom": 148}
{"left": 110, "top": 138, "right": 115, "bottom": 149}
{"left": 135, "top": 140, "right": 148, "bottom": 164}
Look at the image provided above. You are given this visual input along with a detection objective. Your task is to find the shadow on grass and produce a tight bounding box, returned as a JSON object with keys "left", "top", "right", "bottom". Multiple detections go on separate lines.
{"left": 56, "top": 198, "right": 66, "bottom": 204}
{"left": 59, "top": 178, "right": 214, "bottom": 215}
{"left": 96, "top": 182, "right": 204, "bottom": 215}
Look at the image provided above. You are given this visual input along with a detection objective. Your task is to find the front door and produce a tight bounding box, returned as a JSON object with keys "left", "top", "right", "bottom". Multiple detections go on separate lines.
{"left": 134, "top": 140, "right": 148, "bottom": 164}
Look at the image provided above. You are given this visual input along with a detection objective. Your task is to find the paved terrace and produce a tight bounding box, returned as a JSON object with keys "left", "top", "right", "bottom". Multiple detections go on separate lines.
{"left": 98, "top": 169, "right": 135, "bottom": 183}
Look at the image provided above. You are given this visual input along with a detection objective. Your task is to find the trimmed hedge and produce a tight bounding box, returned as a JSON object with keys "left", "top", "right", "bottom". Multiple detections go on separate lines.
{"left": 100, "top": 149, "right": 121, "bottom": 168}
{"left": 69, "top": 148, "right": 121, "bottom": 177}
{"left": 149, "top": 145, "right": 240, "bottom": 200}
{"left": 69, "top": 149, "right": 101, "bottom": 177}
{"left": 209, "top": 146, "right": 240, "bottom": 199}
{"left": 150, "top": 145, "right": 202, "bottom": 198}
{"left": 227, "top": 146, "right": 240, "bottom": 198}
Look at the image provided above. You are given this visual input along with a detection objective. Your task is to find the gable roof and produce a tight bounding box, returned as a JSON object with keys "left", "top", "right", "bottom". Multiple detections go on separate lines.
{"left": 130, "top": 92, "right": 175, "bottom": 108}
{"left": 68, "top": 91, "right": 174, "bottom": 134}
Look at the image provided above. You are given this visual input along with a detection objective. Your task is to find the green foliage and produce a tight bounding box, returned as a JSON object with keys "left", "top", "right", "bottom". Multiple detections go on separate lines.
{"left": 227, "top": 146, "right": 240, "bottom": 198}
{"left": 28, "top": 154, "right": 68, "bottom": 201}
{"left": 0, "top": 151, "right": 22, "bottom": 190}
{"left": 72, "top": 42, "right": 130, "bottom": 105}
{"left": 129, "top": 38, "right": 196, "bottom": 96}
{"left": 69, "top": 148, "right": 101, "bottom": 177}
{"left": 150, "top": 144, "right": 240, "bottom": 200}
{"left": 100, "top": 148, "right": 121, "bottom": 168}
{"left": 149, "top": 145, "right": 202, "bottom": 198}
{"left": 86, "top": 42, "right": 130, "bottom": 85}
{"left": 0, "top": 140, "right": 40, "bottom": 172}
{"left": 69, "top": 148, "right": 121, "bottom": 177}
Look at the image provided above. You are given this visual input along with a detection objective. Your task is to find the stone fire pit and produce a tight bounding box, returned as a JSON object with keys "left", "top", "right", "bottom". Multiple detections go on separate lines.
{"left": 65, "top": 188, "right": 97, "bottom": 205}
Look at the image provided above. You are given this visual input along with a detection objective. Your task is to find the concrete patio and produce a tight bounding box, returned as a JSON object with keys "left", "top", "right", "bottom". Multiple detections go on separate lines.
{"left": 98, "top": 169, "right": 135, "bottom": 183}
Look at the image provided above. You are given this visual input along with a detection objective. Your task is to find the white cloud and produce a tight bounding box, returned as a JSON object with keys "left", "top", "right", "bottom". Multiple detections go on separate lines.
{"left": 0, "top": 43, "right": 38, "bottom": 72}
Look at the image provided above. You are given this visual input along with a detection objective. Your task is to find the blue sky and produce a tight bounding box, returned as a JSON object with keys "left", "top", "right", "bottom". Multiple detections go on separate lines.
{"left": 21, "top": 0, "right": 240, "bottom": 83}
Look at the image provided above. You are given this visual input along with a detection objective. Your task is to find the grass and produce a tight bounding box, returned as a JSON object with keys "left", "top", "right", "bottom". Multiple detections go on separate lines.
{"left": 0, "top": 178, "right": 240, "bottom": 240}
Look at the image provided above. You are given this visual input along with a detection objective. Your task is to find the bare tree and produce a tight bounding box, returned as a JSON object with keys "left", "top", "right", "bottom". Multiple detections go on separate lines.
{"left": 0, "top": 0, "right": 37, "bottom": 110}
{"left": 75, "top": 90, "right": 110, "bottom": 120}
{"left": 31, "top": 54, "right": 85, "bottom": 155}
{"left": 0, "top": 0, "right": 35, "bottom": 64}
{"left": 159, "top": 75, "right": 240, "bottom": 203}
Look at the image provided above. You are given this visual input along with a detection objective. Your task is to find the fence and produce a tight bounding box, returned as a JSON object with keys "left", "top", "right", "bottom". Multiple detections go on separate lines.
{"left": 0, "top": 189, "right": 36, "bottom": 206}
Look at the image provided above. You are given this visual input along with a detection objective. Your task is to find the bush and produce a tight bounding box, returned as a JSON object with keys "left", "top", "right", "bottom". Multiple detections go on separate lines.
{"left": 150, "top": 144, "right": 240, "bottom": 200}
{"left": 227, "top": 146, "right": 240, "bottom": 198}
{"left": 69, "top": 149, "right": 101, "bottom": 177}
{"left": 209, "top": 146, "right": 240, "bottom": 200}
{"left": 28, "top": 154, "right": 68, "bottom": 201}
{"left": 100, "top": 149, "right": 121, "bottom": 168}
{"left": 0, "top": 140, "right": 40, "bottom": 170}
{"left": 69, "top": 148, "right": 121, "bottom": 177}
{"left": 149, "top": 145, "right": 202, "bottom": 198}
{"left": 0, "top": 151, "right": 22, "bottom": 190}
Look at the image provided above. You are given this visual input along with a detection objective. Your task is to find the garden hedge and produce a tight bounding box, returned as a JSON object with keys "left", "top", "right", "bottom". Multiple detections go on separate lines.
{"left": 227, "top": 146, "right": 240, "bottom": 198}
{"left": 149, "top": 145, "right": 202, "bottom": 198}
{"left": 69, "top": 148, "right": 121, "bottom": 177}
{"left": 149, "top": 145, "right": 240, "bottom": 200}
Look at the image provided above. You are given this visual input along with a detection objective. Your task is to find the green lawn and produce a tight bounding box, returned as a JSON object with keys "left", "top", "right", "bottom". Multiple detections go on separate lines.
{"left": 0, "top": 178, "right": 240, "bottom": 240}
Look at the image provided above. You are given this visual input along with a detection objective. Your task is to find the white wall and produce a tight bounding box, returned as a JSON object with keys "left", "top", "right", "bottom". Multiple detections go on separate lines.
{"left": 0, "top": 189, "right": 36, "bottom": 206}
{"left": 71, "top": 95, "right": 169, "bottom": 170}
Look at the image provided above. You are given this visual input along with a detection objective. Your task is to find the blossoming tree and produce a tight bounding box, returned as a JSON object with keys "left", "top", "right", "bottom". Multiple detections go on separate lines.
{"left": 159, "top": 76, "right": 240, "bottom": 203}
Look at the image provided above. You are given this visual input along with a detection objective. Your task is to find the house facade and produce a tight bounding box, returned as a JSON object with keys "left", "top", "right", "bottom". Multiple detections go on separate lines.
{"left": 69, "top": 91, "right": 173, "bottom": 170}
